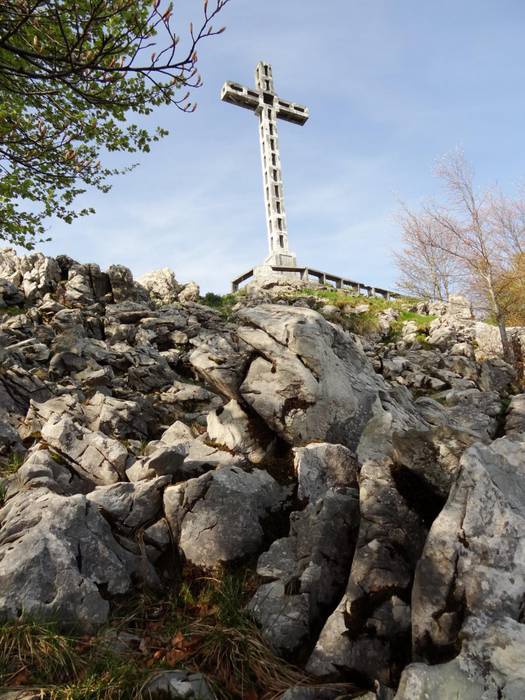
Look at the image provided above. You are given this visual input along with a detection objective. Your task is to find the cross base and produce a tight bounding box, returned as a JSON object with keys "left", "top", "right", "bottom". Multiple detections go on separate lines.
{"left": 264, "top": 251, "right": 297, "bottom": 267}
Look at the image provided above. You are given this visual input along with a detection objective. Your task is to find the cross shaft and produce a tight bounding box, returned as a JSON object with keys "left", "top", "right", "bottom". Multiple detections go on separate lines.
{"left": 221, "top": 62, "right": 309, "bottom": 266}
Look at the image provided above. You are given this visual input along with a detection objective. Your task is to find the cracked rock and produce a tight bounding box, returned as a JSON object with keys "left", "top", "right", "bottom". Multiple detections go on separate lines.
{"left": 307, "top": 459, "right": 429, "bottom": 687}
{"left": 164, "top": 466, "right": 288, "bottom": 569}
{"left": 237, "top": 305, "right": 381, "bottom": 449}
{"left": 0, "top": 488, "right": 157, "bottom": 630}
{"left": 41, "top": 415, "right": 129, "bottom": 485}
{"left": 249, "top": 486, "right": 359, "bottom": 654}
{"left": 411, "top": 437, "right": 525, "bottom": 662}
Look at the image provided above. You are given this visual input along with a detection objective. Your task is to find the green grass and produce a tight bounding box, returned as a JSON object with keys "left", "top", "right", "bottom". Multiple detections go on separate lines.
{"left": 0, "top": 452, "right": 25, "bottom": 505}
{"left": 0, "top": 305, "right": 25, "bottom": 316}
{"left": 199, "top": 292, "right": 241, "bottom": 319}
{"left": 0, "top": 572, "right": 343, "bottom": 700}
{"left": 284, "top": 288, "right": 435, "bottom": 339}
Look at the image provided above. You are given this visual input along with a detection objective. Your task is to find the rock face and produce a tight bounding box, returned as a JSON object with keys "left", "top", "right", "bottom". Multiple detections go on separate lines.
{"left": 249, "top": 443, "right": 360, "bottom": 655}
{"left": 0, "top": 489, "right": 157, "bottom": 628}
{"left": 164, "top": 466, "right": 288, "bottom": 569}
{"left": 237, "top": 305, "right": 381, "bottom": 448}
{"left": 2, "top": 248, "right": 525, "bottom": 699}
{"left": 411, "top": 437, "right": 525, "bottom": 661}
{"left": 307, "top": 459, "right": 428, "bottom": 686}
{"left": 396, "top": 616, "right": 525, "bottom": 700}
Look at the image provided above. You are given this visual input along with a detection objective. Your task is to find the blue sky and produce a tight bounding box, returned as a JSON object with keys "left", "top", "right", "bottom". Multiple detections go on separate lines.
{"left": 31, "top": 0, "right": 525, "bottom": 293}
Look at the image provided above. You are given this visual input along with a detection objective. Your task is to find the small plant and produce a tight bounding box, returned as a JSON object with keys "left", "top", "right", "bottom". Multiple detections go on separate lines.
{"left": 0, "top": 452, "right": 25, "bottom": 501}
{"left": 0, "top": 619, "right": 80, "bottom": 686}
{"left": 200, "top": 292, "right": 239, "bottom": 319}
{"left": 0, "top": 305, "right": 25, "bottom": 317}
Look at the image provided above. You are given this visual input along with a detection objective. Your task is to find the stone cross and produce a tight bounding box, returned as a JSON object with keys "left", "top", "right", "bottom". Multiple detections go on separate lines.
{"left": 221, "top": 62, "right": 309, "bottom": 267}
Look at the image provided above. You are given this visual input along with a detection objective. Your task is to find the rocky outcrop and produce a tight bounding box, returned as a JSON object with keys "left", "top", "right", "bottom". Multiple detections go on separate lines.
{"left": 307, "top": 459, "right": 429, "bottom": 686}
{"left": 0, "top": 488, "right": 158, "bottom": 629}
{"left": 237, "top": 305, "right": 382, "bottom": 448}
{"left": 164, "top": 466, "right": 288, "bottom": 569}
{"left": 2, "top": 248, "right": 525, "bottom": 699}
{"left": 249, "top": 443, "right": 360, "bottom": 655}
{"left": 411, "top": 437, "right": 525, "bottom": 661}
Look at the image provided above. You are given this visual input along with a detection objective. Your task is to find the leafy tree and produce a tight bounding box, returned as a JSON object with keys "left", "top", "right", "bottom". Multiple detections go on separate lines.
{"left": 0, "top": 0, "right": 229, "bottom": 248}
{"left": 396, "top": 152, "right": 525, "bottom": 363}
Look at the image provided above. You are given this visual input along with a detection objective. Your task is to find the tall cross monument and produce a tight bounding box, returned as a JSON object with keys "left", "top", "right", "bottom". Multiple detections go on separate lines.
{"left": 221, "top": 62, "right": 309, "bottom": 269}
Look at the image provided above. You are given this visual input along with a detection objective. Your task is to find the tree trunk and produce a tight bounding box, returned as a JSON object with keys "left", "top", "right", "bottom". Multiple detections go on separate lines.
{"left": 486, "top": 273, "right": 514, "bottom": 365}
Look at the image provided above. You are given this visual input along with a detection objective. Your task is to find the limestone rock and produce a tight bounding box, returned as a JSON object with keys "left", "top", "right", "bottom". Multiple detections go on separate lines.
{"left": 142, "top": 670, "right": 217, "bottom": 700}
{"left": 237, "top": 305, "right": 381, "bottom": 449}
{"left": 164, "top": 466, "right": 288, "bottom": 569}
{"left": 307, "top": 460, "right": 428, "bottom": 687}
{"left": 86, "top": 476, "right": 171, "bottom": 533}
{"left": 479, "top": 357, "right": 515, "bottom": 393}
{"left": 293, "top": 442, "right": 358, "bottom": 503}
{"left": 446, "top": 294, "right": 474, "bottom": 321}
{"left": 395, "top": 616, "right": 525, "bottom": 700}
{"left": 138, "top": 268, "right": 181, "bottom": 306}
{"left": 4, "top": 448, "right": 88, "bottom": 500}
{"left": 0, "top": 488, "right": 156, "bottom": 630}
{"left": 391, "top": 394, "right": 498, "bottom": 499}
{"left": 189, "top": 328, "right": 251, "bottom": 400}
{"left": 41, "top": 415, "right": 129, "bottom": 485}
{"left": 178, "top": 281, "right": 200, "bottom": 303}
{"left": 84, "top": 392, "right": 157, "bottom": 440}
{"left": 0, "top": 249, "right": 61, "bottom": 302}
{"left": 206, "top": 399, "right": 270, "bottom": 463}
{"left": 64, "top": 263, "right": 112, "bottom": 306}
{"left": 0, "top": 278, "right": 24, "bottom": 306}
{"left": 0, "top": 364, "right": 52, "bottom": 416}
{"left": 249, "top": 487, "right": 359, "bottom": 654}
{"left": 505, "top": 393, "right": 525, "bottom": 439}
{"left": 411, "top": 437, "right": 525, "bottom": 661}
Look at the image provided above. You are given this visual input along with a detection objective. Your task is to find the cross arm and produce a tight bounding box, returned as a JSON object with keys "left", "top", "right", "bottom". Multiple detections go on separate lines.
{"left": 276, "top": 99, "right": 309, "bottom": 125}
{"left": 221, "top": 81, "right": 261, "bottom": 112}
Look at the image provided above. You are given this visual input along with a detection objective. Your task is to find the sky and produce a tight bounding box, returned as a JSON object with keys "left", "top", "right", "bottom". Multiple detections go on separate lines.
{"left": 24, "top": 0, "right": 525, "bottom": 293}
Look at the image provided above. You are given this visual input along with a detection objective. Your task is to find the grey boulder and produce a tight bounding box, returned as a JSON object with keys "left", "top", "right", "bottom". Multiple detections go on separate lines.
{"left": 0, "top": 488, "right": 157, "bottom": 630}
{"left": 164, "top": 466, "right": 288, "bottom": 569}
{"left": 237, "top": 305, "right": 381, "bottom": 449}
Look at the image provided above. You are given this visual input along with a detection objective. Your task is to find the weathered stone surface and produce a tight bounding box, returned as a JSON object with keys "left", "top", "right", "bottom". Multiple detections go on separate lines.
{"left": 0, "top": 248, "right": 61, "bottom": 302}
{"left": 178, "top": 281, "right": 200, "bottom": 303}
{"left": 87, "top": 476, "right": 170, "bottom": 533}
{"left": 41, "top": 415, "right": 128, "bottom": 485}
{"left": 479, "top": 357, "right": 515, "bottom": 393}
{"left": 22, "top": 394, "right": 84, "bottom": 439}
{"left": 307, "top": 459, "right": 428, "bottom": 687}
{"left": 164, "top": 466, "right": 288, "bottom": 569}
{"left": 293, "top": 443, "right": 358, "bottom": 503}
{"left": 395, "top": 616, "right": 525, "bottom": 700}
{"left": 138, "top": 268, "right": 181, "bottom": 306}
{"left": 0, "top": 364, "right": 52, "bottom": 415}
{"left": 411, "top": 437, "right": 525, "bottom": 661}
{"left": 141, "top": 670, "right": 217, "bottom": 700}
{"left": 505, "top": 393, "right": 525, "bottom": 439}
{"left": 249, "top": 487, "right": 359, "bottom": 654}
{"left": 64, "top": 263, "right": 112, "bottom": 306}
{"left": 391, "top": 394, "right": 497, "bottom": 498}
{"left": 189, "top": 328, "right": 251, "bottom": 400}
{"left": 0, "top": 278, "right": 24, "bottom": 306}
{"left": 4, "top": 448, "right": 88, "bottom": 500}
{"left": 237, "top": 305, "right": 381, "bottom": 448}
{"left": 0, "top": 489, "right": 156, "bottom": 629}
{"left": 207, "top": 399, "right": 270, "bottom": 463}
{"left": 84, "top": 392, "right": 157, "bottom": 440}
{"left": 0, "top": 418, "right": 23, "bottom": 456}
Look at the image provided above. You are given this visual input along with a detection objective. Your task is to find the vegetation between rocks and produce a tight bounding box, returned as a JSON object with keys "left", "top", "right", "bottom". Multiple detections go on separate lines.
{"left": 0, "top": 572, "right": 354, "bottom": 700}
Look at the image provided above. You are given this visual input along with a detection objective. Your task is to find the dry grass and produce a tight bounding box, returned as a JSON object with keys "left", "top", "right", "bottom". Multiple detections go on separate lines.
{"left": 0, "top": 574, "right": 362, "bottom": 700}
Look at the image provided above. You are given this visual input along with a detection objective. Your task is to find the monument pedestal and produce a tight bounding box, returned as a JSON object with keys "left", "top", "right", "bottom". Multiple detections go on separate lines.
{"left": 264, "top": 251, "right": 297, "bottom": 267}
